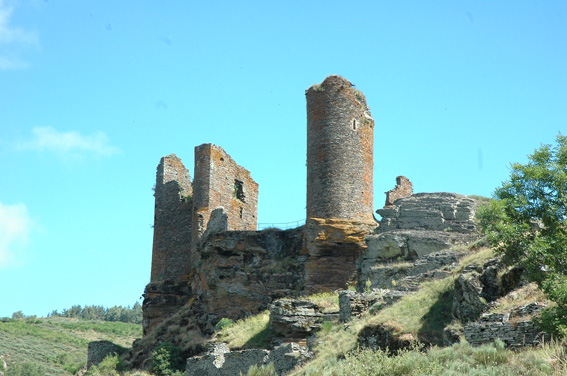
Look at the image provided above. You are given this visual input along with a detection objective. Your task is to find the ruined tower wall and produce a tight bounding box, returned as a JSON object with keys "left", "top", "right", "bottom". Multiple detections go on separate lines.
{"left": 384, "top": 176, "right": 413, "bottom": 207}
{"left": 306, "top": 75, "right": 375, "bottom": 223}
{"left": 192, "top": 144, "right": 258, "bottom": 248}
{"left": 150, "top": 154, "right": 193, "bottom": 282}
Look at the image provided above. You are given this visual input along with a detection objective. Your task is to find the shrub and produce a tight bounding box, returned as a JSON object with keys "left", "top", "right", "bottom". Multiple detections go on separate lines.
{"left": 84, "top": 354, "right": 124, "bottom": 376}
{"left": 151, "top": 343, "right": 185, "bottom": 376}
{"left": 5, "top": 362, "right": 45, "bottom": 376}
{"left": 215, "top": 317, "right": 234, "bottom": 332}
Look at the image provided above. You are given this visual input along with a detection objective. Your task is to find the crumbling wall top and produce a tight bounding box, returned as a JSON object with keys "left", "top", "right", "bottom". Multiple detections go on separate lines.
{"left": 384, "top": 176, "right": 413, "bottom": 207}
{"left": 192, "top": 144, "right": 259, "bottom": 255}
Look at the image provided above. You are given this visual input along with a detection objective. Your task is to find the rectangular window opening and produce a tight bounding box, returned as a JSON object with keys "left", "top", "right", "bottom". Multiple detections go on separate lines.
{"left": 234, "top": 179, "right": 246, "bottom": 202}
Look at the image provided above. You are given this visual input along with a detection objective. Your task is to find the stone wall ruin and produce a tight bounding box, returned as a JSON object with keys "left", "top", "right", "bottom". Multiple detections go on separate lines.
{"left": 150, "top": 154, "right": 192, "bottom": 283}
{"left": 145, "top": 144, "right": 258, "bottom": 333}
{"left": 384, "top": 176, "right": 413, "bottom": 207}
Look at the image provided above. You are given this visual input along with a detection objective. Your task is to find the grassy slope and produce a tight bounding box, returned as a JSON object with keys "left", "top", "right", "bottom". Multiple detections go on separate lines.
{"left": 0, "top": 317, "right": 142, "bottom": 375}
{"left": 214, "top": 247, "right": 566, "bottom": 375}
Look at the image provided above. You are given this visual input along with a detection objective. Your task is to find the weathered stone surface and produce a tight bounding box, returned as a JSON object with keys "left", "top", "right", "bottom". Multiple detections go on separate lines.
{"left": 192, "top": 143, "right": 259, "bottom": 263}
{"left": 442, "top": 327, "right": 462, "bottom": 346}
{"left": 142, "top": 280, "right": 192, "bottom": 335}
{"left": 480, "top": 258, "right": 501, "bottom": 302}
{"left": 87, "top": 341, "right": 125, "bottom": 368}
{"left": 304, "top": 218, "right": 377, "bottom": 293}
{"left": 364, "top": 230, "right": 457, "bottom": 261}
{"left": 186, "top": 343, "right": 311, "bottom": 376}
{"left": 306, "top": 75, "right": 375, "bottom": 223}
{"left": 359, "top": 250, "right": 460, "bottom": 291}
{"left": 377, "top": 193, "right": 478, "bottom": 234}
{"left": 150, "top": 154, "right": 193, "bottom": 283}
{"left": 500, "top": 265, "right": 526, "bottom": 296}
{"left": 201, "top": 207, "right": 228, "bottom": 240}
{"left": 452, "top": 258, "right": 507, "bottom": 324}
{"left": 338, "top": 290, "right": 383, "bottom": 322}
{"left": 192, "top": 228, "right": 305, "bottom": 332}
{"left": 452, "top": 265, "right": 486, "bottom": 323}
{"left": 358, "top": 324, "right": 415, "bottom": 354}
{"left": 269, "top": 299, "right": 324, "bottom": 339}
{"left": 464, "top": 303, "right": 550, "bottom": 347}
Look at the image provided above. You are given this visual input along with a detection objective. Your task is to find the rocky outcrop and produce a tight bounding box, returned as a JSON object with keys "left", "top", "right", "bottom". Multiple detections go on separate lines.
{"left": 452, "top": 265, "right": 487, "bottom": 323}
{"left": 364, "top": 230, "right": 459, "bottom": 261}
{"left": 304, "top": 218, "right": 377, "bottom": 293}
{"left": 186, "top": 342, "right": 312, "bottom": 376}
{"left": 192, "top": 228, "right": 305, "bottom": 332}
{"left": 269, "top": 299, "right": 325, "bottom": 339}
{"left": 358, "top": 324, "right": 415, "bottom": 354}
{"left": 130, "top": 227, "right": 306, "bottom": 368}
{"left": 359, "top": 193, "right": 480, "bottom": 294}
{"left": 377, "top": 193, "right": 478, "bottom": 234}
{"left": 339, "top": 290, "right": 382, "bottom": 322}
{"left": 142, "top": 280, "right": 192, "bottom": 335}
{"left": 464, "top": 303, "right": 550, "bottom": 347}
{"left": 359, "top": 250, "right": 460, "bottom": 291}
{"left": 338, "top": 289, "right": 406, "bottom": 322}
{"left": 452, "top": 258, "right": 505, "bottom": 323}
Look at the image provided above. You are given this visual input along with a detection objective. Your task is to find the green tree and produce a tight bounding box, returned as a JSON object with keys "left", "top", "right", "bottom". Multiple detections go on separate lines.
{"left": 11, "top": 311, "right": 24, "bottom": 320}
{"left": 479, "top": 134, "right": 567, "bottom": 334}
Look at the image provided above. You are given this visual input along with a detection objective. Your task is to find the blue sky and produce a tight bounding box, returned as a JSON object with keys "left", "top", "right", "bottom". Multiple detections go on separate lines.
{"left": 0, "top": 0, "right": 565, "bottom": 317}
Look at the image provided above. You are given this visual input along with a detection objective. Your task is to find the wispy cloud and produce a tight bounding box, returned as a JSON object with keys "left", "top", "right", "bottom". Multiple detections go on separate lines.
{"left": 0, "top": 202, "right": 32, "bottom": 267}
{"left": 0, "top": 0, "right": 39, "bottom": 70}
{"left": 19, "top": 126, "right": 121, "bottom": 158}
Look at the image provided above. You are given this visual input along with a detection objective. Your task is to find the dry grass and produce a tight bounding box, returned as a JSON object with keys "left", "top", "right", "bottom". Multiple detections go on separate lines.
{"left": 303, "top": 292, "right": 340, "bottom": 312}
{"left": 215, "top": 311, "right": 271, "bottom": 350}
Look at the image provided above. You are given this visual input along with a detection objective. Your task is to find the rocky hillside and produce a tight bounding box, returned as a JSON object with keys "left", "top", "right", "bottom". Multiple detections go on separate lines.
{"left": 111, "top": 193, "right": 561, "bottom": 375}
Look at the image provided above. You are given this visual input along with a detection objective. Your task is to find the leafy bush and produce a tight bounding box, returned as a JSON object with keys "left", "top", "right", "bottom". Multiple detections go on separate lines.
{"left": 150, "top": 343, "right": 185, "bottom": 376}
{"left": 478, "top": 134, "right": 567, "bottom": 335}
{"left": 84, "top": 354, "right": 124, "bottom": 376}
{"left": 215, "top": 317, "right": 234, "bottom": 331}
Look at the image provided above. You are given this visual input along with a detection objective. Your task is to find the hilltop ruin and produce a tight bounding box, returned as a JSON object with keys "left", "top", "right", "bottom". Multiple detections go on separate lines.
{"left": 124, "top": 76, "right": 539, "bottom": 373}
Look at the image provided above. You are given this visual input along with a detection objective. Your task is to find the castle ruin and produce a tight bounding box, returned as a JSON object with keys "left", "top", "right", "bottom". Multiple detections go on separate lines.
{"left": 144, "top": 75, "right": 380, "bottom": 339}
{"left": 122, "top": 75, "right": 531, "bottom": 373}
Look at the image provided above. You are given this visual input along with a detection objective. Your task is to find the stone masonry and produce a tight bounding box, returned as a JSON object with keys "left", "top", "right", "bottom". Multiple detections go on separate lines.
{"left": 192, "top": 143, "right": 259, "bottom": 264}
{"left": 304, "top": 75, "right": 378, "bottom": 293}
{"left": 384, "top": 176, "right": 413, "bottom": 207}
{"left": 150, "top": 154, "right": 192, "bottom": 283}
{"left": 145, "top": 145, "right": 258, "bottom": 334}
{"left": 306, "top": 75, "right": 375, "bottom": 223}
{"left": 464, "top": 303, "right": 550, "bottom": 347}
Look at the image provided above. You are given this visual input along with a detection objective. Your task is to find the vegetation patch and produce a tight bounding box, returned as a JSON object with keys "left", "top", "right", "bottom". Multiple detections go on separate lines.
{"left": 0, "top": 317, "right": 141, "bottom": 375}
{"left": 303, "top": 292, "right": 339, "bottom": 312}
{"left": 214, "top": 310, "right": 273, "bottom": 350}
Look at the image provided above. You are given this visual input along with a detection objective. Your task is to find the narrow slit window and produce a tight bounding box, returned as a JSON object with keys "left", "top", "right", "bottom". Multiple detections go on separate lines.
{"left": 239, "top": 207, "right": 243, "bottom": 219}
{"left": 234, "top": 179, "right": 245, "bottom": 202}
{"left": 352, "top": 119, "right": 357, "bottom": 130}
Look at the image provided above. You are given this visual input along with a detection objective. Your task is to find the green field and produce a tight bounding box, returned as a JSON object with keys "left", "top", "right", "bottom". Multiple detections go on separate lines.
{"left": 0, "top": 316, "right": 142, "bottom": 375}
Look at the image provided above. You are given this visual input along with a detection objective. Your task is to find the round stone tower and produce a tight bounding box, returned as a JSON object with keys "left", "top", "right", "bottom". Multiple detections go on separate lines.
{"left": 306, "top": 75, "right": 375, "bottom": 223}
